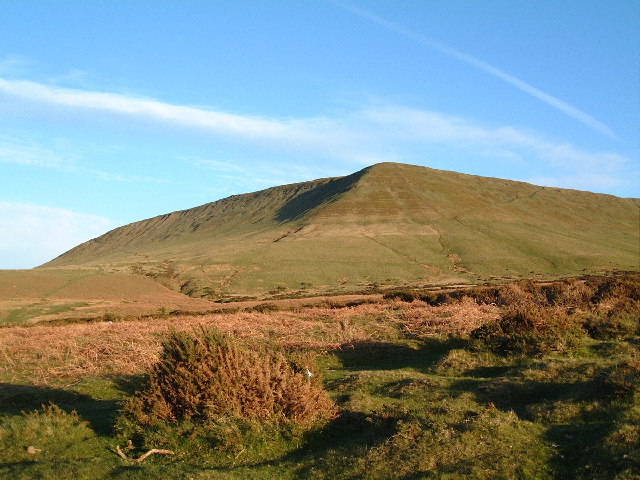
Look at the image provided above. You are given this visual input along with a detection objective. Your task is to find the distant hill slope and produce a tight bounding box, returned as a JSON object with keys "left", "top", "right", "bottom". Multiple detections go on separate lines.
{"left": 43, "top": 163, "right": 639, "bottom": 298}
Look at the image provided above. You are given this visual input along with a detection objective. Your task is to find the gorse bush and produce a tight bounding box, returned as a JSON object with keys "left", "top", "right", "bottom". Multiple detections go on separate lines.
{"left": 120, "top": 328, "right": 336, "bottom": 428}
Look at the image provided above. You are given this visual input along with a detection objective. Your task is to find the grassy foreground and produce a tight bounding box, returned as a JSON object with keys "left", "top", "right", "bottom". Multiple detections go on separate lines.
{"left": 0, "top": 274, "right": 638, "bottom": 479}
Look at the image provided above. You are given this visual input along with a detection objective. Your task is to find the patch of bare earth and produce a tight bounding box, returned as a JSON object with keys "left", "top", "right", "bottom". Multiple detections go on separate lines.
{"left": 0, "top": 298, "right": 498, "bottom": 384}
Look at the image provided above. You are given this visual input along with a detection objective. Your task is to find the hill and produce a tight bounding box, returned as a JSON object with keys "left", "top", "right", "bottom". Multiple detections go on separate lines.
{"left": 42, "top": 162, "right": 639, "bottom": 299}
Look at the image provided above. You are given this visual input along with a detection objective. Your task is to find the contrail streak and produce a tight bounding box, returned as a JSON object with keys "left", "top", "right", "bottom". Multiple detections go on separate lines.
{"left": 329, "top": 0, "right": 618, "bottom": 140}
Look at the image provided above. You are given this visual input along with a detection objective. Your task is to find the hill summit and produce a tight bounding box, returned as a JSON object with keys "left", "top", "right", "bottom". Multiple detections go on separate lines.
{"left": 44, "top": 163, "right": 639, "bottom": 298}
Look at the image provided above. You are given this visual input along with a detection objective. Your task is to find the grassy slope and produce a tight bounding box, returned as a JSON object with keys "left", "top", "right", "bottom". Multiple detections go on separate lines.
{"left": 40, "top": 162, "right": 639, "bottom": 297}
{"left": 0, "top": 268, "right": 217, "bottom": 325}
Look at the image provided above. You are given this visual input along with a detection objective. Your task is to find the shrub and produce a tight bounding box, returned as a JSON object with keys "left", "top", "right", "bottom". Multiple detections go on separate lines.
{"left": 590, "top": 274, "right": 640, "bottom": 306}
{"left": 497, "top": 281, "right": 537, "bottom": 306}
{"left": 249, "top": 302, "right": 279, "bottom": 313}
{"left": 470, "top": 304, "right": 586, "bottom": 356}
{"left": 383, "top": 290, "right": 417, "bottom": 302}
{"left": 120, "top": 328, "right": 336, "bottom": 428}
{"left": 463, "top": 286, "right": 503, "bottom": 305}
{"left": 583, "top": 283, "right": 640, "bottom": 339}
{"left": 419, "top": 291, "right": 449, "bottom": 306}
{"left": 595, "top": 355, "right": 640, "bottom": 399}
{"left": 583, "top": 312, "right": 639, "bottom": 340}
{"left": 553, "top": 279, "right": 594, "bottom": 307}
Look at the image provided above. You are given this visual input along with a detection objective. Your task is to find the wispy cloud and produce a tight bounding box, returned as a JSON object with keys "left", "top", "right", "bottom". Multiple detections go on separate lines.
{"left": 0, "top": 77, "right": 633, "bottom": 194}
{"left": 0, "top": 54, "right": 32, "bottom": 76}
{"left": 328, "top": 0, "right": 618, "bottom": 140}
{"left": 0, "top": 133, "right": 169, "bottom": 183}
{"left": 0, "top": 135, "right": 70, "bottom": 167}
{"left": 357, "top": 105, "right": 628, "bottom": 170}
{"left": 0, "top": 202, "right": 113, "bottom": 268}
{"left": 0, "top": 77, "right": 288, "bottom": 139}
{"left": 187, "top": 156, "right": 330, "bottom": 192}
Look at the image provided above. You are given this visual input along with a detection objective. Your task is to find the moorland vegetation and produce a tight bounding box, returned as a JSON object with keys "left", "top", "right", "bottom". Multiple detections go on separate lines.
{"left": 0, "top": 273, "right": 638, "bottom": 479}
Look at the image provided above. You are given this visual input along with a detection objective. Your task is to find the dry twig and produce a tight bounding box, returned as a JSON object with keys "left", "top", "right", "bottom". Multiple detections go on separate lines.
{"left": 115, "top": 445, "right": 175, "bottom": 462}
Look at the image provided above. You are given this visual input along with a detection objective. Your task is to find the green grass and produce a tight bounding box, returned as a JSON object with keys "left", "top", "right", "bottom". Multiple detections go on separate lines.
{"left": 1, "top": 302, "right": 88, "bottom": 324}
{"left": 1, "top": 332, "right": 637, "bottom": 477}
{"left": 1, "top": 275, "right": 638, "bottom": 478}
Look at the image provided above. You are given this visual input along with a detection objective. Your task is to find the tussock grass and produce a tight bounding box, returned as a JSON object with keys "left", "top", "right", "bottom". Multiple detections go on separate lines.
{"left": 0, "top": 404, "right": 99, "bottom": 460}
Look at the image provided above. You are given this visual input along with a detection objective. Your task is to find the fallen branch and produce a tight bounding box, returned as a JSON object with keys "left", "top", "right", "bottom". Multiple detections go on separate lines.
{"left": 115, "top": 445, "right": 175, "bottom": 462}
{"left": 115, "top": 445, "right": 128, "bottom": 460}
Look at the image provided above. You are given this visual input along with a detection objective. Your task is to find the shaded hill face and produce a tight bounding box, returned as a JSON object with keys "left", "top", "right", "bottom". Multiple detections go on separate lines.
{"left": 43, "top": 163, "right": 640, "bottom": 299}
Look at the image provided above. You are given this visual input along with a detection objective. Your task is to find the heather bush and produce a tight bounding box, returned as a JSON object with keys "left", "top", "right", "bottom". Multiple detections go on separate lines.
{"left": 419, "top": 291, "right": 449, "bottom": 306}
{"left": 383, "top": 290, "right": 418, "bottom": 302}
{"left": 595, "top": 355, "right": 640, "bottom": 399}
{"left": 583, "top": 311, "right": 639, "bottom": 340}
{"left": 119, "top": 328, "right": 336, "bottom": 431}
{"left": 553, "top": 279, "right": 595, "bottom": 307}
{"left": 583, "top": 277, "right": 640, "bottom": 339}
{"left": 590, "top": 274, "right": 640, "bottom": 306}
{"left": 249, "top": 302, "right": 280, "bottom": 313}
{"left": 496, "top": 281, "right": 538, "bottom": 306}
{"left": 469, "top": 303, "right": 586, "bottom": 356}
{"left": 463, "top": 286, "right": 503, "bottom": 305}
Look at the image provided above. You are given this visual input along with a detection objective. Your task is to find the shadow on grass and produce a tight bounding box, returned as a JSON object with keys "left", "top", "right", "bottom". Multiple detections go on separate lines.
{"left": 212, "top": 410, "right": 398, "bottom": 478}
{"left": 335, "top": 337, "right": 463, "bottom": 372}
{"left": 111, "top": 374, "right": 148, "bottom": 396}
{"left": 0, "top": 383, "right": 118, "bottom": 435}
{"left": 451, "top": 377, "right": 582, "bottom": 420}
{"left": 449, "top": 372, "right": 636, "bottom": 480}
{"left": 464, "top": 365, "right": 514, "bottom": 378}
{"left": 276, "top": 169, "right": 366, "bottom": 222}
{"left": 0, "top": 375, "right": 146, "bottom": 436}
{"left": 290, "top": 410, "right": 398, "bottom": 478}
{"left": 544, "top": 420, "right": 630, "bottom": 480}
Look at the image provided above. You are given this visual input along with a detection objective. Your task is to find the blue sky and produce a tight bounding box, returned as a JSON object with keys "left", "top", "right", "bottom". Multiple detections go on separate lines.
{"left": 1, "top": 0, "right": 638, "bottom": 269}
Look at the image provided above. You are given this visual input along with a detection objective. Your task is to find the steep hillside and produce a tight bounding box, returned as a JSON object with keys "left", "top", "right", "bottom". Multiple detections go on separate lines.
{"left": 43, "top": 163, "right": 639, "bottom": 298}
